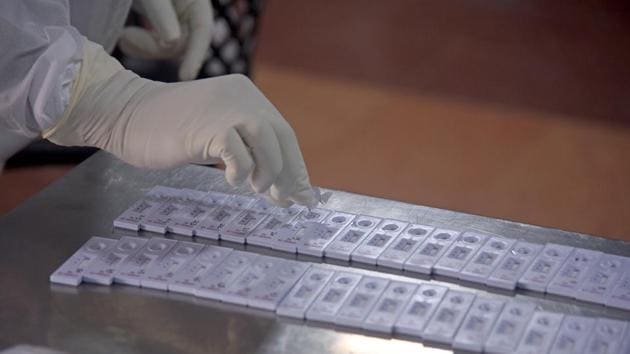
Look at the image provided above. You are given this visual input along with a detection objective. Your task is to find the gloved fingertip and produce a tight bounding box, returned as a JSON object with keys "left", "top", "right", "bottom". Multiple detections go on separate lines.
{"left": 162, "top": 31, "right": 181, "bottom": 45}
{"left": 155, "top": 20, "right": 182, "bottom": 45}
{"left": 289, "top": 188, "right": 319, "bottom": 209}
{"left": 178, "top": 65, "right": 198, "bottom": 82}
{"left": 252, "top": 182, "right": 272, "bottom": 195}
{"left": 225, "top": 166, "right": 249, "bottom": 187}
{"left": 264, "top": 194, "right": 294, "bottom": 208}
{"left": 250, "top": 173, "right": 275, "bottom": 195}
{"left": 276, "top": 199, "right": 294, "bottom": 208}
{"left": 256, "top": 189, "right": 292, "bottom": 208}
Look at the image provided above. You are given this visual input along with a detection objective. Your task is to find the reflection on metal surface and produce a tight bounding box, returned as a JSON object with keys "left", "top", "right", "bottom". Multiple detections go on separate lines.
{"left": 254, "top": 321, "right": 447, "bottom": 354}
{"left": 1, "top": 152, "right": 629, "bottom": 353}
{"left": 333, "top": 334, "right": 449, "bottom": 354}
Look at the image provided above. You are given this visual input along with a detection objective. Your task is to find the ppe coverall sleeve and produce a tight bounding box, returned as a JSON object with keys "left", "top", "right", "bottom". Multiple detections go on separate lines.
{"left": 0, "top": 0, "right": 83, "bottom": 138}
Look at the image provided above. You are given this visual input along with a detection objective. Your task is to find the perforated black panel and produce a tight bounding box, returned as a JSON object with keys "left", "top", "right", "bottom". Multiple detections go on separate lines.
{"left": 202, "top": 0, "right": 263, "bottom": 78}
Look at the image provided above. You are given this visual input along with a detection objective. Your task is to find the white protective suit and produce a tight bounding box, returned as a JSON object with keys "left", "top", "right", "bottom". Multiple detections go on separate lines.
{"left": 0, "top": 0, "right": 318, "bottom": 207}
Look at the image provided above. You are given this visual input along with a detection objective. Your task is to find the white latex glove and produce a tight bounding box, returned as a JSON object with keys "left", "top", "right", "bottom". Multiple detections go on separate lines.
{"left": 119, "top": 0, "right": 213, "bottom": 81}
{"left": 45, "top": 39, "right": 318, "bottom": 207}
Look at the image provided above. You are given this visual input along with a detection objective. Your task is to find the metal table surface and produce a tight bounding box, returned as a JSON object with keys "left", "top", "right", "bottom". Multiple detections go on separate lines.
{"left": 1, "top": 152, "right": 629, "bottom": 354}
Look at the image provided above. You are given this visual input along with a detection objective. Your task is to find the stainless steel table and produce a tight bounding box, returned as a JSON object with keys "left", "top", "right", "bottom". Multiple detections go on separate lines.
{"left": 1, "top": 152, "right": 629, "bottom": 353}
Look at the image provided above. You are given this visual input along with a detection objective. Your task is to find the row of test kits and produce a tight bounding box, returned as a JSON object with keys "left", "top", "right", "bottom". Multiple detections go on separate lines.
{"left": 109, "top": 186, "right": 630, "bottom": 311}
{"left": 50, "top": 236, "right": 630, "bottom": 354}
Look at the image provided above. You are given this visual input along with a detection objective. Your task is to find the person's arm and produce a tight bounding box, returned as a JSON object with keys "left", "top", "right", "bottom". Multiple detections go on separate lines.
{"left": 1, "top": 0, "right": 317, "bottom": 207}
{"left": 0, "top": 0, "right": 83, "bottom": 169}
{"left": 0, "top": 0, "right": 82, "bottom": 138}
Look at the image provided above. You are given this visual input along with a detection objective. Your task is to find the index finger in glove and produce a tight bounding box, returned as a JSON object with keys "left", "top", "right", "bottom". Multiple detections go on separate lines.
{"left": 119, "top": 27, "right": 182, "bottom": 59}
{"left": 235, "top": 120, "right": 283, "bottom": 195}
{"left": 178, "top": 0, "right": 213, "bottom": 81}
{"left": 137, "top": 0, "right": 182, "bottom": 43}
{"left": 210, "top": 128, "right": 255, "bottom": 187}
{"left": 267, "top": 118, "right": 318, "bottom": 208}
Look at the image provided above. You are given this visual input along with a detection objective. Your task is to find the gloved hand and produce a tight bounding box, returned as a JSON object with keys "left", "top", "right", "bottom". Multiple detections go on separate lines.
{"left": 119, "top": 0, "right": 213, "bottom": 81}
{"left": 45, "top": 39, "right": 318, "bottom": 207}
